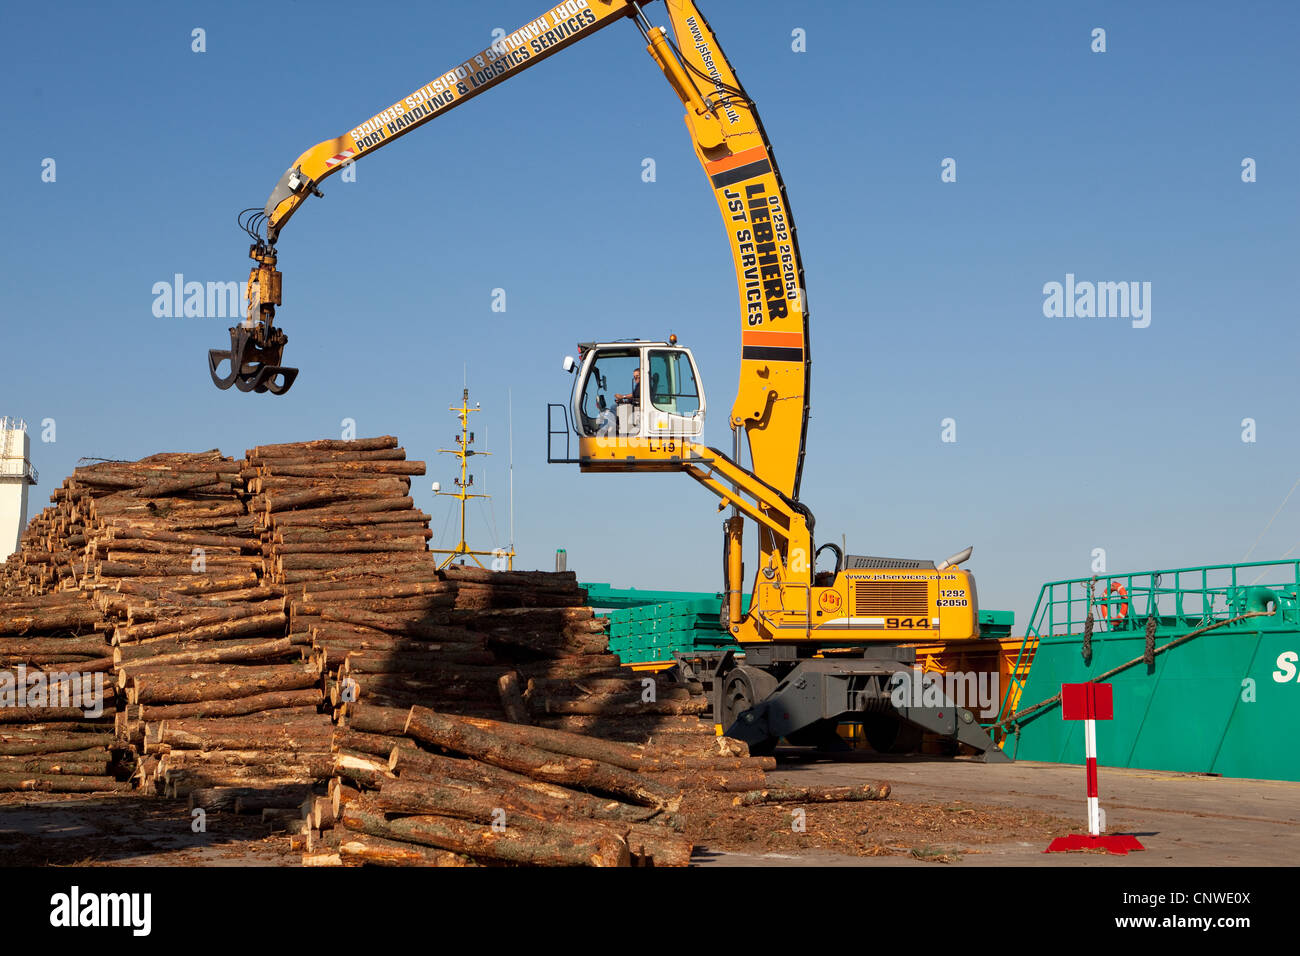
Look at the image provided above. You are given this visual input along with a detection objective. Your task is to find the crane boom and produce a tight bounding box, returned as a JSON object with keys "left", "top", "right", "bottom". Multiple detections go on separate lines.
{"left": 209, "top": 0, "right": 1004, "bottom": 759}
{"left": 257, "top": 1, "right": 634, "bottom": 244}
{"left": 215, "top": 1, "right": 809, "bottom": 508}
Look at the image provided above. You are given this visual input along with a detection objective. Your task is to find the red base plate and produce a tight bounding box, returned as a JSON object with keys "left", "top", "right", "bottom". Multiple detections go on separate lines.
{"left": 1045, "top": 833, "right": 1145, "bottom": 855}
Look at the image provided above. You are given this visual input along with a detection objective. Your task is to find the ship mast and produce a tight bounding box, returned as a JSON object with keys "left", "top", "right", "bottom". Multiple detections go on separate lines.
{"left": 430, "top": 387, "right": 514, "bottom": 570}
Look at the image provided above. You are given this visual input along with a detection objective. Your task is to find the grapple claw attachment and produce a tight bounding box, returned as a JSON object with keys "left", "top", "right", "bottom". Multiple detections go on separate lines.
{"left": 208, "top": 325, "right": 298, "bottom": 395}
{"left": 208, "top": 342, "right": 243, "bottom": 390}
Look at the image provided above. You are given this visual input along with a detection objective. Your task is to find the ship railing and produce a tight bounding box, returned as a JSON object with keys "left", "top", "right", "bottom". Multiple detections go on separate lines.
{"left": 0, "top": 460, "right": 37, "bottom": 483}
{"left": 991, "top": 559, "right": 1300, "bottom": 733}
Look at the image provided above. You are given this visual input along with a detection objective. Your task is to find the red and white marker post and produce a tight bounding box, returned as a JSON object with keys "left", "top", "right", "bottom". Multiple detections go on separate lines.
{"left": 1045, "top": 682, "right": 1145, "bottom": 855}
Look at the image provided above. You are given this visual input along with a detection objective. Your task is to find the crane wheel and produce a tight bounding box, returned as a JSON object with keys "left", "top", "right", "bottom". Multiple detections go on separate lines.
{"left": 719, "top": 666, "right": 778, "bottom": 757}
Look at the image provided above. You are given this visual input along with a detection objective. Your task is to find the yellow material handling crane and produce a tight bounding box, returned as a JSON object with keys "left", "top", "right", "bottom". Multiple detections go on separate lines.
{"left": 216, "top": 0, "right": 1005, "bottom": 759}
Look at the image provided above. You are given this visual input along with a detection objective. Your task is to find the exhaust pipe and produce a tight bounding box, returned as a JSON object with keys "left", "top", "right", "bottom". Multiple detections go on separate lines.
{"left": 936, "top": 546, "right": 973, "bottom": 571}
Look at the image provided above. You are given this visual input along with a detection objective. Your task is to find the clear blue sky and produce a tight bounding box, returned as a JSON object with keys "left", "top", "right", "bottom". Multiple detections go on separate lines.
{"left": 3, "top": 0, "right": 1297, "bottom": 627}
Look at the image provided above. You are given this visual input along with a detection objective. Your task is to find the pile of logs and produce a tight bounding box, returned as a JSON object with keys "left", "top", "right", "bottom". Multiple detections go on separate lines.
{"left": 300, "top": 563, "right": 715, "bottom": 740}
{"left": 243, "top": 437, "right": 429, "bottom": 587}
{"left": 299, "top": 703, "right": 779, "bottom": 866}
{"left": 115, "top": 616, "right": 329, "bottom": 799}
{"left": 2, "top": 451, "right": 258, "bottom": 594}
{"left": 77, "top": 453, "right": 257, "bottom": 590}
{"left": 0, "top": 436, "right": 741, "bottom": 844}
{"left": 0, "top": 592, "right": 126, "bottom": 792}
{"left": 2, "top": 508, "right": 79, "bottom": 593}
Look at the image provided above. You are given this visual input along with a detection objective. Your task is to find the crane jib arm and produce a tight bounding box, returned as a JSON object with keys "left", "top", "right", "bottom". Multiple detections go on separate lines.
{"left": 669, "top": 1, "right": 810, "bottom": 501}
{"left": 243, "top": 0, "right": 811, "bottom": 504}
{"left": 261, "top": 0, "right": 634, "bottom": 239}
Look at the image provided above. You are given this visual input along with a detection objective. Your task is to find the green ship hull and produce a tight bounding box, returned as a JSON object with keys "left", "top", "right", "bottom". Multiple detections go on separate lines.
{"left": 1000, "top": 561, "right": 1300, "bottom": 782}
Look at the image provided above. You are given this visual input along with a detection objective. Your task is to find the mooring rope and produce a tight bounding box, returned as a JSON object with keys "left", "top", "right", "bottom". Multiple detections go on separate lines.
{"left": 992, "top": 609, "right": 1275, "bottom": 735}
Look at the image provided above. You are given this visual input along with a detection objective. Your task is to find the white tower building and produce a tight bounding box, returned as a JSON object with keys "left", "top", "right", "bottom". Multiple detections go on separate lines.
{"left": 0, "top": 418, "right": 39, "bottom": 560}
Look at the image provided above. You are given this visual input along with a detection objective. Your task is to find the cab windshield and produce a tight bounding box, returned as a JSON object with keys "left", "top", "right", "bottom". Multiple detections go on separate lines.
{"left": 647, "top": 350, "right": 700, "bottom": 415}
{"left": 579, "top": 350, "right": 640, "bottom": 434}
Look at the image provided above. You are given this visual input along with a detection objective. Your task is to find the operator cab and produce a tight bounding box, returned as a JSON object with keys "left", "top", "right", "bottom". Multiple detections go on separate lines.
{"left": 566, "top": 339, "right": 706, "bottom": 440}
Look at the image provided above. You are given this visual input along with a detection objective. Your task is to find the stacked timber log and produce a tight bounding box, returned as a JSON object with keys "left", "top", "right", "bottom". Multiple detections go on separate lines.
{"left": 144, "top": 436, "right": 430, "bottom": 811}
{"left": 440, "top": 568, "right": 715, "bottom": 739}
{"left": 0, "top": 592, "right": 126, "bottom": 792}
{"left": 243, "top": 436, "right": 430, "bottom": 587}
{"left": 76, "top": 453, "right": 256, "bottom": 591}
{"left": 1, "top": 504, "right": 81, "bottom": 593}
{"left": 302, "top": 704, "right": 780, "bottom": 866}
{"left": 0, "top": 436, "right": 767, "bottom": 861}
{"left": 98, "top": 570, "right": 331, "bottom": 800}
{"left": 8, "top": 451, "right": 326, "bottom": 799}
{"left": 307, "top": 564, "right": 715, "bottom": 741}
{"left": 309, "top": 705, "right": 888, "bottom": 866}
{"left": 2, "top": 451, "right": 258, "bottom": 596}
{"left": 3, "top": 481, "right": 94, "bottom": 594}
{"left": 114, "top": 614, "right": 331, "bottom": 800}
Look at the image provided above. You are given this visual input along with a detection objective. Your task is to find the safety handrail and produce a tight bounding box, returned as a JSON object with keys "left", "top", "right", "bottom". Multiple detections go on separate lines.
{"left": 546, "top": 404, "right": 578, "bottom": 464}
{"left": 989, "top": 559, "right": 1300, "bottom": 733}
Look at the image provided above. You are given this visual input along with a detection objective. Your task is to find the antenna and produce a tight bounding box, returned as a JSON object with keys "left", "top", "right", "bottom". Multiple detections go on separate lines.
{"left": 508, "top": 388, "right": 515, "bottom": 559}
{"left": 428, "top": 386, "right": 514, "bottom": 570}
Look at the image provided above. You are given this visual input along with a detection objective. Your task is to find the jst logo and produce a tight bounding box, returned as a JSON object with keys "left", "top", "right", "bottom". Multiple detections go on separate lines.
{"left": 817, "top": 590, "right": 842, "bottom": 613}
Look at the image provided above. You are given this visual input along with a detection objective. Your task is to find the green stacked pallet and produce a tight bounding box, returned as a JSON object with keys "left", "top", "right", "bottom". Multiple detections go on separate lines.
{"left": 585, "top": 586, "right": 747, "bottom": 665}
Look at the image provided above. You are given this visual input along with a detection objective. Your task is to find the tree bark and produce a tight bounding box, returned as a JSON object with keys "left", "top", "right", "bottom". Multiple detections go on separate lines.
{"left": 135, "top": 688, "right": 320, "bottom": 720}
{"left": 528, "top": 694, "right": 708, "bottom": 716}
{"left": 730, "top": 784, "right": 892, "bottom": 805}
{"left": 337, "top": 831, "right": 473, "bottom": 867}
{"left": 115, "top": 636, "right": 294, "bottom": 672}
{"left": 0, "top": 635, "right": 108, "bottom": 657}
{"left": 276, "top": 525, "right": 431, "bottom": 544}
{"left": 0, "top": 605, "right": 102, "bottom": 632}
{"left": 341, "top": 801, "right": 629, "bottom": 867}
{"left": 257, "top": 461, "right": 426, "bottom": 479}
{"left": 336, "top": 652, "right": 500, "bottom": 678}
{"left": 248, "top": 447, "right": 407, "bottom": 465}
{"left": 0, "top": 734, "right": 111, "bottom": 755}
{"left": 267, "top": 497, "right": 417, "bottom": 525}
{"left": 403, "top": 707, "right": 679, "bottom": 809}
{"left": 113, "top": 614, "right": 287, "bottom": 658}
{"left": 316, "top": 608, "right": 473, "bottom": 639}
{"left": 109, "top": 527, "right": 258, "bottom": 550}
{"left": 113, "top": 599, "right": 286, "bottom": 642}
{"left": 342, "top": 703, "right": 411, "bottom": 736}
{"left": 276, "top": 538, "right": 429, "bottom": 555}
{"left": 248, "top": 436, "right": 399, "bottom": 456}
{"left": 0, "top": 756, "right": 110, "bottom": 775}
{"left": 0, "top": 773, "right": 127, "bottom": 792}
{"left": 301, "top": 582, "right": 451, "bottom": 604}
{"left": 130, "top": 661, "right": 320, "bottom": 705}
{"left": 387, "top": 754, "right": 663, "bottom": 825}
{"left": 331, "top": 729, "right": 401, "bottom": 758}
{"left": 185, "top": 784, "right": 312, "bottom": 812}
